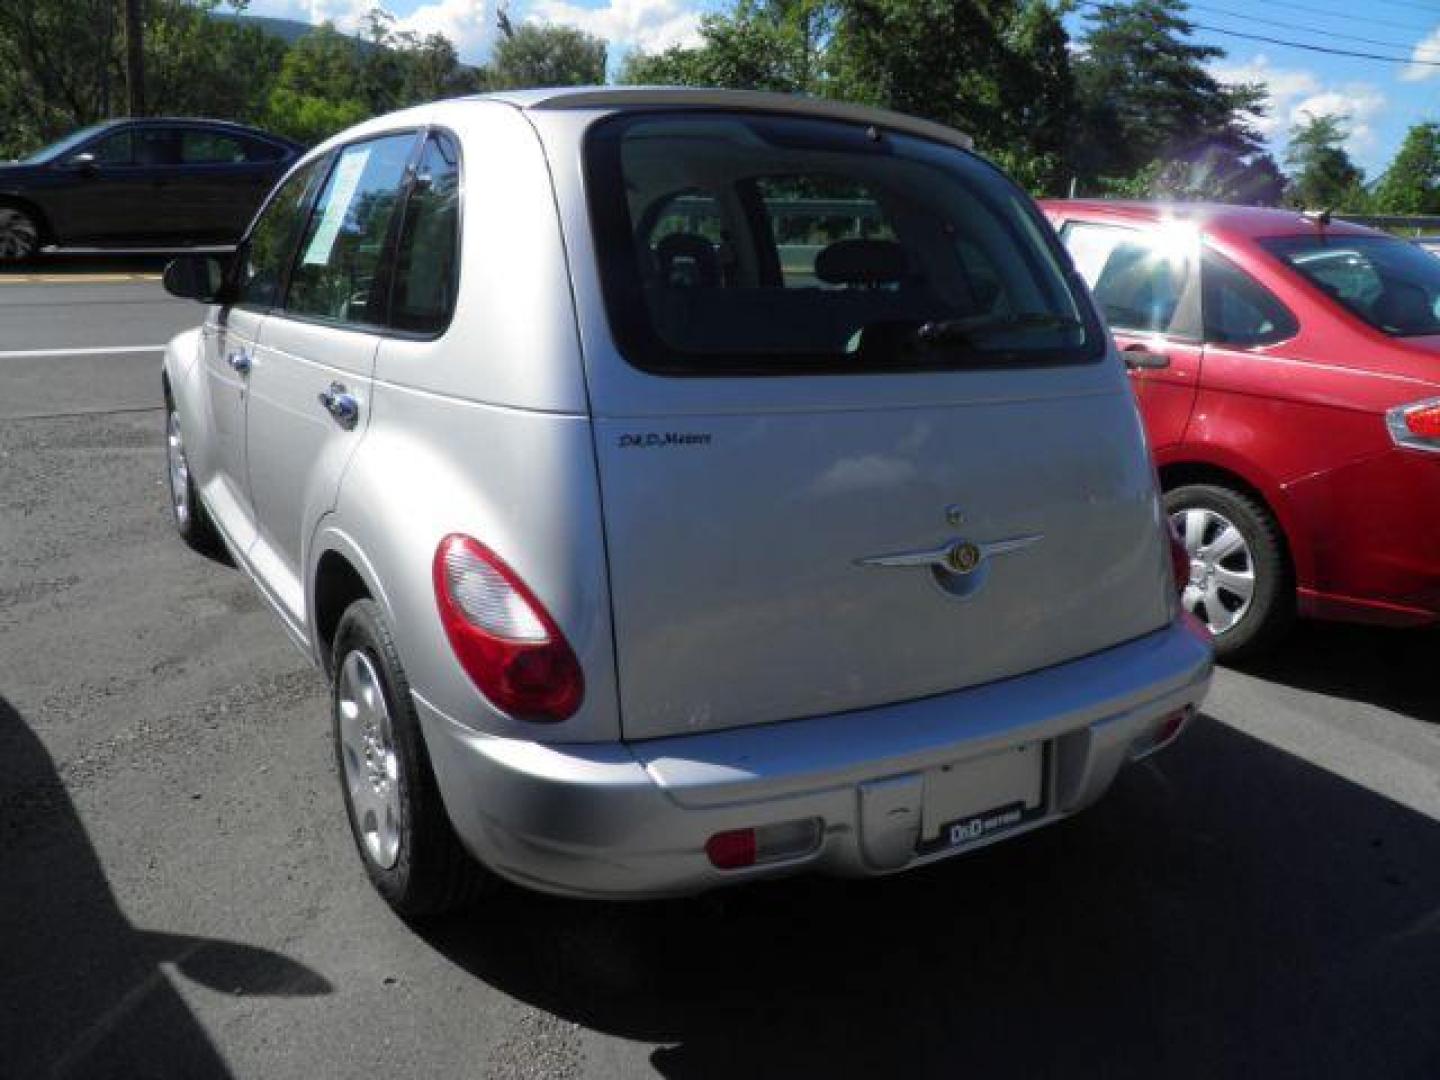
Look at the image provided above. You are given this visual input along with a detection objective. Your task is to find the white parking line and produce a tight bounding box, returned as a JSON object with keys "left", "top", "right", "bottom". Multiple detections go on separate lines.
{"left": 0, "top": 345, "right": 165, "bottom": 359}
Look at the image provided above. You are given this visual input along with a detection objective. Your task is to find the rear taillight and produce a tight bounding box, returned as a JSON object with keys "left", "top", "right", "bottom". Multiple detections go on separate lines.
{"left": 1167, "top": 519, "right": 1190, "bottom": 597}
{"left": 1386, "top": 397, "right": 1440, "bottom": 453}
{"left": 432, "top": 535, "right": 583, "bottom": 721}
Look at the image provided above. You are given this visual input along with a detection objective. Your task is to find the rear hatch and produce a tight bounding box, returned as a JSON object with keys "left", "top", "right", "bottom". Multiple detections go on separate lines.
{"left": 574, "top": 108, "right": 1173, "bottom": 739}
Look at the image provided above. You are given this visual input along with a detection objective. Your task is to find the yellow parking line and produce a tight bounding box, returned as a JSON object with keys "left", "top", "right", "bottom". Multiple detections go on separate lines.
{"left": 0, "top": 273, "right": 162, "bottom": 284}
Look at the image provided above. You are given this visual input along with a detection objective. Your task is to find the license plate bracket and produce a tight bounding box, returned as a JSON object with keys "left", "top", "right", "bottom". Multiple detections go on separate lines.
{"left": 915, "top": 742, "right": 1047, "bottom": 856}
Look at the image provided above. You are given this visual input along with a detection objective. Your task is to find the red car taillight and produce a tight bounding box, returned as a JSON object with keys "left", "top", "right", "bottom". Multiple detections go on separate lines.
{"left": 1167, "top": 519, "right": 1190, "bottom": 597}
{"left": 432, "top": 535, "right": 584, "bottom": 721}
{"left": 1387, "top": 398, "right": 1440, "bottom": 452}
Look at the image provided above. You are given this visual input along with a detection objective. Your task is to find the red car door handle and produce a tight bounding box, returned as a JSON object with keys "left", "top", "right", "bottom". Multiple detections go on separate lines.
{"left": 1123, "top": 346, "right": 1170, "bottom": 370}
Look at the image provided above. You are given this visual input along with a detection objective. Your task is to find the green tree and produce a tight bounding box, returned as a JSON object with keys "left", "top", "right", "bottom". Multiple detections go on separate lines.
{"left": 1073, "top": 0, "right": 1268, "bottom": 193}
{"left": 491, "top": 23, "right": 606, "bottom": 89}
{"left": 1285, "top": 113, "right": 1365, "bottom": 210}
{"left": 1372, "top": 121, "right": 1440, "bottom": 214}
{"left": 261, "top": 23, "right": 369, "bottom": 143}
{"left": 145, "top": 2, "right": 288, "bottom": 126}
{"left": 621, "top": 0, "right": 825, "bottom": 94}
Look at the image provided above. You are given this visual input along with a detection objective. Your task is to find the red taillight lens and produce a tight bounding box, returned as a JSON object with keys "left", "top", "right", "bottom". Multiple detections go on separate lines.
{"left": 1167, "top": 519, "right": 1190, "bottom": 597}
{"left": 1387, "top": 398, "right": 1440, "bottom": 452}
{"left": 432, "top": 535, "right": 583, "bottom": 721}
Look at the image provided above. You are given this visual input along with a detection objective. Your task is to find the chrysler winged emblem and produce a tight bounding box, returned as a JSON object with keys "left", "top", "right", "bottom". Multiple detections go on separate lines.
{"left": 856, "top": 534, "right": 1042, "bottom": 576}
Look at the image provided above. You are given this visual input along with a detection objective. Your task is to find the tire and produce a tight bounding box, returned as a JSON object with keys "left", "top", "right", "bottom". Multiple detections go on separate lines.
{"left": 0, "top": 204, "right": 41, "bottom": 264}
{"left": 1165, "top": 483, "right": 1294, "bottom": 660}
{"left": 164, "top": 398, "right": 222, "bottom": 555}
{"left": 331, "top": 599, "right": 490, "bottom": 917}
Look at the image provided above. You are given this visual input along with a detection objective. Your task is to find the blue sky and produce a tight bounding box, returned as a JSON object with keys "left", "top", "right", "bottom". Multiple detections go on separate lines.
{"left": 245, "top": 0, "right": 1440, "bottom": 178}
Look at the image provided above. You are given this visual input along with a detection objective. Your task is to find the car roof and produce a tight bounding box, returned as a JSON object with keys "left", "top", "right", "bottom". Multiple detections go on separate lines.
{"left": 1038, "top": 198, "right": 1383, "bottom": 240}
{"left": 475, "top": 86, "right": 975, "bottom": 151}
{"left": 111, "top": 116, "right": 300, "bottom": 147}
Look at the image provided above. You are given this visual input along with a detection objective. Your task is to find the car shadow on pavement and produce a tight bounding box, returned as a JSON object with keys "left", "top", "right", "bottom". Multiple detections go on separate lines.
{"left": 1234, "top": 622, "right": 1440, "bottom": 724}
{"left": 0, "top": 697, "right": 332, "bottom": 1080}
{"left": 422, "top": 716, "right": 1440, "bottom": 1079}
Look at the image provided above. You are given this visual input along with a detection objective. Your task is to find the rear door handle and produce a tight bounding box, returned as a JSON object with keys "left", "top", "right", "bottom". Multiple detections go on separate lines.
{"left": 1123, "top": 346, "right": 1170, "bottom": 370}
{"left": 226, "top": 349, "right": 251, "bottom": 375}
{"left": 318, "top": 382, "right": 360, "bottom": 430}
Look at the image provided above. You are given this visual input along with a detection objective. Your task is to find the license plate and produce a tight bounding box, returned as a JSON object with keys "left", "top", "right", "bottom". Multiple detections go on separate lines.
{"left": 915, "top": 742, "right": 1045, "bottom": 856}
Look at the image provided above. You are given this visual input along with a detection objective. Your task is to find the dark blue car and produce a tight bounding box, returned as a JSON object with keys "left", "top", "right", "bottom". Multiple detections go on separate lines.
{"left": 0, "top": 118, "right": 302, "bottom": 263}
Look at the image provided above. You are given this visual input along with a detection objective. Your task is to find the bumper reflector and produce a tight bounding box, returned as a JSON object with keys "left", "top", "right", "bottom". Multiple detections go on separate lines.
{"left": 1129, "top": 706, "right": 1194, "bottom": 762}
{"left": 706, "top": 818, "right": 822, "bottom": 870}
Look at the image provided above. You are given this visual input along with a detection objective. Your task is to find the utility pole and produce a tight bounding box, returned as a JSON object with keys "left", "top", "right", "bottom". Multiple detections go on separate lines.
{"left": 123, "top": 0, "right": 145, "bottom": 116}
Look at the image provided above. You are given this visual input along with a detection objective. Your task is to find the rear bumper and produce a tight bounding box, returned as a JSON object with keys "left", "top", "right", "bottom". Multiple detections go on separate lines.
{"left": 417, "top": 616, "right": 1213, "bottom": 899}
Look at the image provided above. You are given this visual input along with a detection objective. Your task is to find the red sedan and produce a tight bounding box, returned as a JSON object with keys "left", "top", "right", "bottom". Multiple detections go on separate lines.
{"left": 1041, "top": 200, "right": 1440, "bottom": 658}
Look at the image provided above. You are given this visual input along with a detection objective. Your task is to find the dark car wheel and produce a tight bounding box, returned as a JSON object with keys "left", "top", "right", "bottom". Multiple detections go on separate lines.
{"left": 0, "top": 205, "right": 40, "bottom": 264}
{"left": 332, "top": 599, "right": 491, "bottom": 918}
{"left": 1166, "top": 483, "right": 1294, "bottom": 660}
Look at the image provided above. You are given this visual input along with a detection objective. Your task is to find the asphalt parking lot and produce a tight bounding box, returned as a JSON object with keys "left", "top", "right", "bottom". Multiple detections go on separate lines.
{"left": 2, "top": 268, "right": 1439, "bottom": 1080}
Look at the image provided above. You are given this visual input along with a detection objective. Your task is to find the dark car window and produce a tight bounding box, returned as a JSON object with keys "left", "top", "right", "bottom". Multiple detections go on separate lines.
{"left": 181, "top": 131, "right": 251, "bottom": 164}
{"left": 585, "top": 112, "right": 1098, "bottom": 374}
{"left": 239, "top": 135, "right": 287, "bottom": 163}
{"left": 284, "top": 133, "right": 415, "bottom": 327}
{"left": 388, "top": 132, "right": 461, "bottom": 335}
{"left": 235, "top": 158, "right": 326, "bottom": 310}
{"left": 88, "top": 128, "right": 178, "bottom": 167}
{"left": 1202, "top": 250, "right": 1298, "bottom": 346}
{"left": 1262, "top": 234, "right": 1440, "bottom": 337}
{"left": 22, "top": 124, "right": 110, "bottom": 164}
{"left": 1062, "top": 220, "right": 1199, "bottom": 338}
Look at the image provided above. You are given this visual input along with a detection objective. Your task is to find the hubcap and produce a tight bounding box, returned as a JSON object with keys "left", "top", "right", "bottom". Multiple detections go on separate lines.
{"left": 166, "top": 410, "right": 191, "bottom": 526}
{"left": 0, "top": 208, "right": 38, "bottom": 261}
{"left": 1171, "top": 506, "right": 1256, "bottom": 636}
{"left": 336, "top": 650, "right": 402, "bottom": 869}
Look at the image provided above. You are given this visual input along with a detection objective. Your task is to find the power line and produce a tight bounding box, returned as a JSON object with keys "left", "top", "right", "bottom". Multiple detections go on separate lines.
{"left": 1187, "top": 0, "right": 1429, "bottom": 51}
{"left": 1077, "top": 0, "right": 1440, "bottom": 67}
{"left": 1084, "top": 0, "right": 1440, "bottom": 37}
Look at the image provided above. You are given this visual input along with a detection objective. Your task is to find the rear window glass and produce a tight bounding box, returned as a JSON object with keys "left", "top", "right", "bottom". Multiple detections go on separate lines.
{"left": 585, "top": 112, "right": 1100, "bottom": 375}
{"left": 1262, "top": 234, "right": 1440, "bottom": 337}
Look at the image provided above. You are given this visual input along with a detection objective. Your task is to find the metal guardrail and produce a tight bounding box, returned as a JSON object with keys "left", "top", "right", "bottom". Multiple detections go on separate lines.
{"left": 1338, "top": 214, "right": 1440, "bottom": 235}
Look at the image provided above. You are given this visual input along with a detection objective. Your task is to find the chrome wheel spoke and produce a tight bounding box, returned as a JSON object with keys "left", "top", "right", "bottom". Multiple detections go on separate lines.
{"left": 1205, "top": 525, "right": 1245, "bottom": 563}
{"left": 1180, "top": 509, "right": 1207, "bottom": 555}
{"left": 1213, "top": 566, "right": 1254, "bottom": 604}
{"left": 1203, "top": 586, "right": 1238, "bottom": 632}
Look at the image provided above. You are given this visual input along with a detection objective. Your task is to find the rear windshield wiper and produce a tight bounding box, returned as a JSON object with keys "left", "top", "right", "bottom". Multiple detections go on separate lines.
{"left": 911, "top": 312, "right": 1083, "bottom": 347}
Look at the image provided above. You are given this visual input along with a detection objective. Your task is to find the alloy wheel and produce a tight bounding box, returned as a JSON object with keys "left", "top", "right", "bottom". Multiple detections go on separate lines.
{"left": 336, "top": 649, "right": 402, "bottom": 869}
{"left": 166, "top": 410, "right": 191, "bottom": 526}
{"left": 1171, "top": 506, "right": 1256, "bottom": 635}
{"left": 0, "top": 208, "right": 38, "bottom": 262}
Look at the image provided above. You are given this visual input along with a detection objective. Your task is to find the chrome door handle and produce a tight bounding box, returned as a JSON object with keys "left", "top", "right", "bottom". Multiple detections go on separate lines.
{"left": 1123, "top": 347, "right": 1170, "bottom": 370}
{"left": 226, "top": 349, "right": 252, "bottom": 375}
{"left": 317, "top": 382, "right": 360, "bottom": 430}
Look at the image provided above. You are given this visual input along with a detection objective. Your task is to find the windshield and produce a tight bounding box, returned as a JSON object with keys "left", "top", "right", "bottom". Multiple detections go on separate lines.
{"left": 1262, "top": 234, "right": 1440, "bottom": 337}
{"left": 584, "top": 112, "right": 1101, "bottom": 374}
{"left": 19, "top": 124, "right": 111, "bottom": 164}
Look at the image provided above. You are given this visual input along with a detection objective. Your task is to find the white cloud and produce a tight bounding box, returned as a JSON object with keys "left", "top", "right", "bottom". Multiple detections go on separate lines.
{"left": 1212, "top": 54, "right": 1385, "bottom": 154}
{"left": 1403, "top": 26, "right": 1440, "bottom": 82}
{"left": 395, "top": 0, "right": 496, "bottom": 61}
{"left": 527, "top": 0, "right": 703, "bottom": 55}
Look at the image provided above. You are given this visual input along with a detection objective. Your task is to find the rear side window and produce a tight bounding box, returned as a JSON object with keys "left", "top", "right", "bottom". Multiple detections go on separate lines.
{"left": 235, "top": 158, "right": 326, "bottom": 310}
{"left": 1062, "top": 220, "right": 1198, "bottom": 338}
{"left": 181, "top": 130, "right": 251, "bottom": 164}
{"left": 585, "top": 112, "right": 1099, "bottom": 374}
{"left": 1202, "top": 251, "right": 1297, "bottom": 346}
{"left": 387, "top": 132, "right": 461, "bottom": 334}
{"left": 284, "top": 133, "right": 416, "bottom": 327}
{"left": 1261, "top": 234, "right": 1440, "bottom": 337}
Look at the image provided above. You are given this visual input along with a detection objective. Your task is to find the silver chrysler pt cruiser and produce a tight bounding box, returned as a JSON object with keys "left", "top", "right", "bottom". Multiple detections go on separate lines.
{"left": 160, "top": 87, "right": 1212, "bottom": 915}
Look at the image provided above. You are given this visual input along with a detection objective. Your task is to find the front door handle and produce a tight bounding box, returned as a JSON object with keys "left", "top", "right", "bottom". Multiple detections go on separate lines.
{"left": 1123, "top": 346, "right": 1170, "bottom": 370}
{"left": 226, "top": 349, "right": 251, "bottom": 375}
{"left": 317, "top": 382, "right": 360, "bottom": 430}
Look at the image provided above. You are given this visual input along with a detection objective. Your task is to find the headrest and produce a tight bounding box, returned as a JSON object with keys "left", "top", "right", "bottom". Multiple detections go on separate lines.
{"left": 814, "top": 239, "right": 908, "bottom": 286}
{"left": 655, "top": 233, "right": 720, "bottom": 287}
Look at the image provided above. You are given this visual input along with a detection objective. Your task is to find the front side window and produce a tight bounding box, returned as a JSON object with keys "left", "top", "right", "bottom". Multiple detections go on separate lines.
{"left": 235, "top": 158, "right": 325, "bottom": 310}
{"left": 1202, "top": 250, "right": 1297, "bottom": 346}
{"left": 1262, "top": 234, "right": 1440, "bottom": 337}
{"left": 387, "top": 132, "right": 461, "bottom": 334}
{"left": 585, "top": 112, "right": 1098, "bottom": 374}
{"left": 1062, "top": 220, "right": 1198, "bottom": 337}
{"left": 88, "top": 128, "right": 177, "bottom": 167}
{"left": 284, "top": 133, "right": 415, "bottom": 327}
